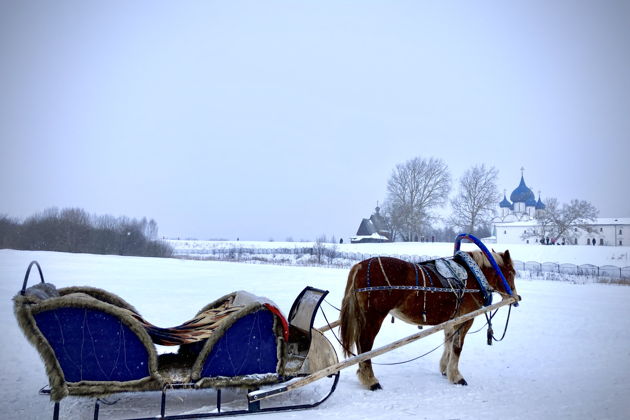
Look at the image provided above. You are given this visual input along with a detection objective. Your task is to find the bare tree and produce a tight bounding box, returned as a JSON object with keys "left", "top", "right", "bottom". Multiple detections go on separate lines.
{"left": 3, "top": 207, "right": 173, "bottom": 257}
{"left": 380, "top": 201, "right": 402, "bottom": 242}
{"left": 327, "top": 239, "right": 339, "bottom": 265}
{"left": 59, "top": 208, "right": 91, "bottom": 252}
{"left": 0, "top": 215, "right": 19, "bottom": 248}
{"left": 449, "top": 164, "right": 500, "bottom": 237}
{"left": 530, "top": 198, "right": 598, "bottom": 244}
{"left": 384, "top": 157, "right": 451, "bottom": 241}
{"left": 145, "top": 219, "right": 159, "bottom": 240}
{"left": 312, "top": 235, "right": 327, "bottom": 264}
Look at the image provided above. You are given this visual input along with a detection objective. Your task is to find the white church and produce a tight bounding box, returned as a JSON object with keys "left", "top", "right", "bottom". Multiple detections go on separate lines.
{"left": 491, "top": 171, "right": 629, "bottom": 246}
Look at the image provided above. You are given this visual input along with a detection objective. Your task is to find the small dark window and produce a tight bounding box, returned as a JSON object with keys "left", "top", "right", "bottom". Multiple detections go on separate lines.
{"left": 504, "top": 230, "right": 507, "bottom": 234}
{"left": 600, "top": 238, "right": 604, "bottom": 245}
{"left": 600, "top": 227, "right": 603, "bottom": 232}
{"left": 620, "top": 229, "right": 623, "bottom": 235}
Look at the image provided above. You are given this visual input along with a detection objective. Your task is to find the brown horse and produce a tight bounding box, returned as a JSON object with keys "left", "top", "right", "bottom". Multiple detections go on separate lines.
{"left": 340, "top": 250, "right": 517, "bottom": 390}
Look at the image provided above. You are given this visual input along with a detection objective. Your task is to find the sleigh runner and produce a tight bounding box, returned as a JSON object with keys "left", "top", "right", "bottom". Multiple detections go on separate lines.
{"left": 14, "top": 234, "right": 519, "bottom": 419}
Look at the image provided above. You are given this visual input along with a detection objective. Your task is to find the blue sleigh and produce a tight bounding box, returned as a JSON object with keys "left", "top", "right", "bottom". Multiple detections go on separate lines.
{"left": 13, "top": 261, "right": 339, "bottom": 419}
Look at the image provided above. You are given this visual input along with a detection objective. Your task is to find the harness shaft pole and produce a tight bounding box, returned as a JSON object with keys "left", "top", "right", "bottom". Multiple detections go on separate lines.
{"left": 248, "top": 296, "right": 519, "bottom": 403}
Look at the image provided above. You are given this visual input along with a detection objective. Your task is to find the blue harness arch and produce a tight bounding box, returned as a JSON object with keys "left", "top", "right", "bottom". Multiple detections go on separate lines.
{"left": 454, "top": 233, "right": 518, "bottom": 307}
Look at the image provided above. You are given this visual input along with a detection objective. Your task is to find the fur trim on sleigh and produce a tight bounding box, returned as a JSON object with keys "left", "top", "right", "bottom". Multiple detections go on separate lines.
{"left": 13, "top": 286, "right": 163, "bottom": 401}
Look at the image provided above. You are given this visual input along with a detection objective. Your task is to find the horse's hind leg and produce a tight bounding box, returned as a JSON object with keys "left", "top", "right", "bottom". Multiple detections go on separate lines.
{"left": 356, "top": 312, "right": 387, "bottom": 390}
{"left": 443, "top": 319, "right": 474, "bottom": 385}
{"left": 439, "top": 330, "right": 452, "bottom": 377}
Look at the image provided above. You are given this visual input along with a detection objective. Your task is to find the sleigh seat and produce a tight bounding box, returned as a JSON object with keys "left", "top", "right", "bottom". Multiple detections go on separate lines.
{"left": 13, "top": 262, "right": 290, "bottom": 402}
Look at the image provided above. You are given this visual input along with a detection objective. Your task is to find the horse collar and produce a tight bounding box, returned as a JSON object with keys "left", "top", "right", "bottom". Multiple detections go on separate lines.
{"left": 455, "top": 251, "right": 493, "bottom": 306}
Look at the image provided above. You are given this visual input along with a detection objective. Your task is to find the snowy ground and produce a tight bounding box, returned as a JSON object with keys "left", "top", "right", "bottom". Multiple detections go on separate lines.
{"left": 1, "top": 249, "right": 630, "bottom": 419}
{"left": 169, "top": 239, "right": 630, "bottom": 267}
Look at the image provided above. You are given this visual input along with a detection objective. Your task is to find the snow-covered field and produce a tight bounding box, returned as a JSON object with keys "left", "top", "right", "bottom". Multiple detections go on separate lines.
{"left": 1, "top": 248, "right": 630, "bottom": 419}
{"left": 169, "top": 239, "right": 630, "bottom": 267}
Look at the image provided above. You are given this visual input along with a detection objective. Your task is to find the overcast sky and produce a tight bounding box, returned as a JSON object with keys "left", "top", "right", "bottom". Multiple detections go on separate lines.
{"left": 1, "top": 1, "right": 629, "bottom": 241}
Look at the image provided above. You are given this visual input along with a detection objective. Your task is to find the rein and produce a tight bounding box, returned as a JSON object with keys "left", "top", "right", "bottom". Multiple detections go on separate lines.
{"left": 484, "top": 302, "right": 513, "bottom": 345}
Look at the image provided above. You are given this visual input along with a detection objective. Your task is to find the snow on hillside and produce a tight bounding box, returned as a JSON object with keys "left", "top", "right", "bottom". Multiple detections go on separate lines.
{"left": 169, "top": 240, "right": 630, "bottom": 267}
{"left": 1, "top": 249, "right": 629, "bottom": 419}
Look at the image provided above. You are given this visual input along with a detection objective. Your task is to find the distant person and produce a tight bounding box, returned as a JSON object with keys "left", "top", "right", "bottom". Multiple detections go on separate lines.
{"left": 339, "top": 238, "right": 343, "bottom": 244}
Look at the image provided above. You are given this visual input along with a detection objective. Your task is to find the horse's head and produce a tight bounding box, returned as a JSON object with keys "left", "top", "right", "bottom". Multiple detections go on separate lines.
{"left": 497, "top": 250, "right": 518, "bottom": 300}
{"left": 470, "top": 249, "right": 519, "bottom": 302}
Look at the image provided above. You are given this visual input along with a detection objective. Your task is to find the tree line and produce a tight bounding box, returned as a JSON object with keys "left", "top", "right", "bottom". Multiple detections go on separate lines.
{"left": 0, "top": 208, "right": 173, "bottom": 257}
{"left": 380, "top": 156, "right": 597, "bottom": 243}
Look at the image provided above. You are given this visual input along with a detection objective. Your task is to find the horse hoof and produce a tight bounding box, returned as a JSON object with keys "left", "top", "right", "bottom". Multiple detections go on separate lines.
{"left": 456, "top": 378, "right": 468, "bottom": 386}
{"left": 370, "top": 383, "right": 383, "bottom": 391}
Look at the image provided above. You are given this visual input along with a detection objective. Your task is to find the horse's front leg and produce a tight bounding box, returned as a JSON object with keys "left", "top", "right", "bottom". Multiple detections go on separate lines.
{"left": 356, "top": 312, "right": 387, "bottom": 390}
{"left": 443, "top": 319, "right": 474, "bottom": 385}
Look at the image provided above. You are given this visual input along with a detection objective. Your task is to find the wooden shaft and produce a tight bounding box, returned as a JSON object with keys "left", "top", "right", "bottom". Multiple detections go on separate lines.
{"left": 318, "top": 319, "right": 340, "bottom": 333}
{"left": 249, "top": 296, "right": 518, "bottom": 402}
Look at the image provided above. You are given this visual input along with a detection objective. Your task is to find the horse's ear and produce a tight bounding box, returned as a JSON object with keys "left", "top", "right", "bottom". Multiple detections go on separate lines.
{"left": 503, "top": 249, "right": 511, "bottom": 261}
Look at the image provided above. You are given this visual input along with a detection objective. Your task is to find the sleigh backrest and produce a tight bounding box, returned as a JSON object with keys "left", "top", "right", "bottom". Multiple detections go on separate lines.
{"left": 186, "top": 290, "right": 289, "bottom": 387}
{"left": 14, "top": 283, "right": 161, "bottom": 401}
{"left": 286, "top": 287, "right": 329, "bottom": 358}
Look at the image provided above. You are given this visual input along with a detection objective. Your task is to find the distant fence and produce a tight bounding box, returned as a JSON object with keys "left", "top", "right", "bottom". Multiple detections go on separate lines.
{"left": 173, "top": 246, "right": 630, "bottom": 280}
{"left": 513, "top": 260, "right": 630, "bottom": 279}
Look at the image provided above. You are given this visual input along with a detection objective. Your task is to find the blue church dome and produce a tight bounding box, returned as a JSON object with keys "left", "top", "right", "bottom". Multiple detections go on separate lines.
{"left": 525, "top": 196, "right": 537, "bottom": 207}
{"left": 510, "top": 175, "right": 535, "bottom": 203}
{"left": 499, "top": 193, "right": 513, "bottom": 209}
{"left": 535, "top": 195, "right": 546, "bottom": 210}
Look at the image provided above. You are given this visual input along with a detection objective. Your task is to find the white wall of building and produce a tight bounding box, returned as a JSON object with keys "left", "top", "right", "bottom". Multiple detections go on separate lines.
{"left": 495, "top": 221, "right": 539, "bottom": 245}
{"left": 494, "top": 218, "right": 629, "bottom": 246}
{"left": 575, "top": 219, "right": 627, "bottom": 246}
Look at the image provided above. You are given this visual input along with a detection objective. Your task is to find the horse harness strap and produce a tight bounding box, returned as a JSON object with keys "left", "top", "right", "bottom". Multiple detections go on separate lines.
{"left": 356, "top": 253, "right": 495, "bottom": 307}
{"left": 358, "top": 256, "right": 479, "bottom": 295}
{"left": 454, "top": 250, "right": 494, "bottom": 306}
{"left": 377, "top": 257, "right": 393, "bottom": 289}
{"left": 355, "top": 285, "right": 481, "bottom": 293}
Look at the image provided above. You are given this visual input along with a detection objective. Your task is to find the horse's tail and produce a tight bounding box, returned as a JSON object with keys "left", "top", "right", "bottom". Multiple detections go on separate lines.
{"left": 340, "top": 262, "right": 365, "bottom": 358}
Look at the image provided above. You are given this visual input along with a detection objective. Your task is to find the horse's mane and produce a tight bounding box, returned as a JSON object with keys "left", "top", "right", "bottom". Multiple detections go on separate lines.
{"left": 468, "top": 250, "right": 504, "bottom": 269}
